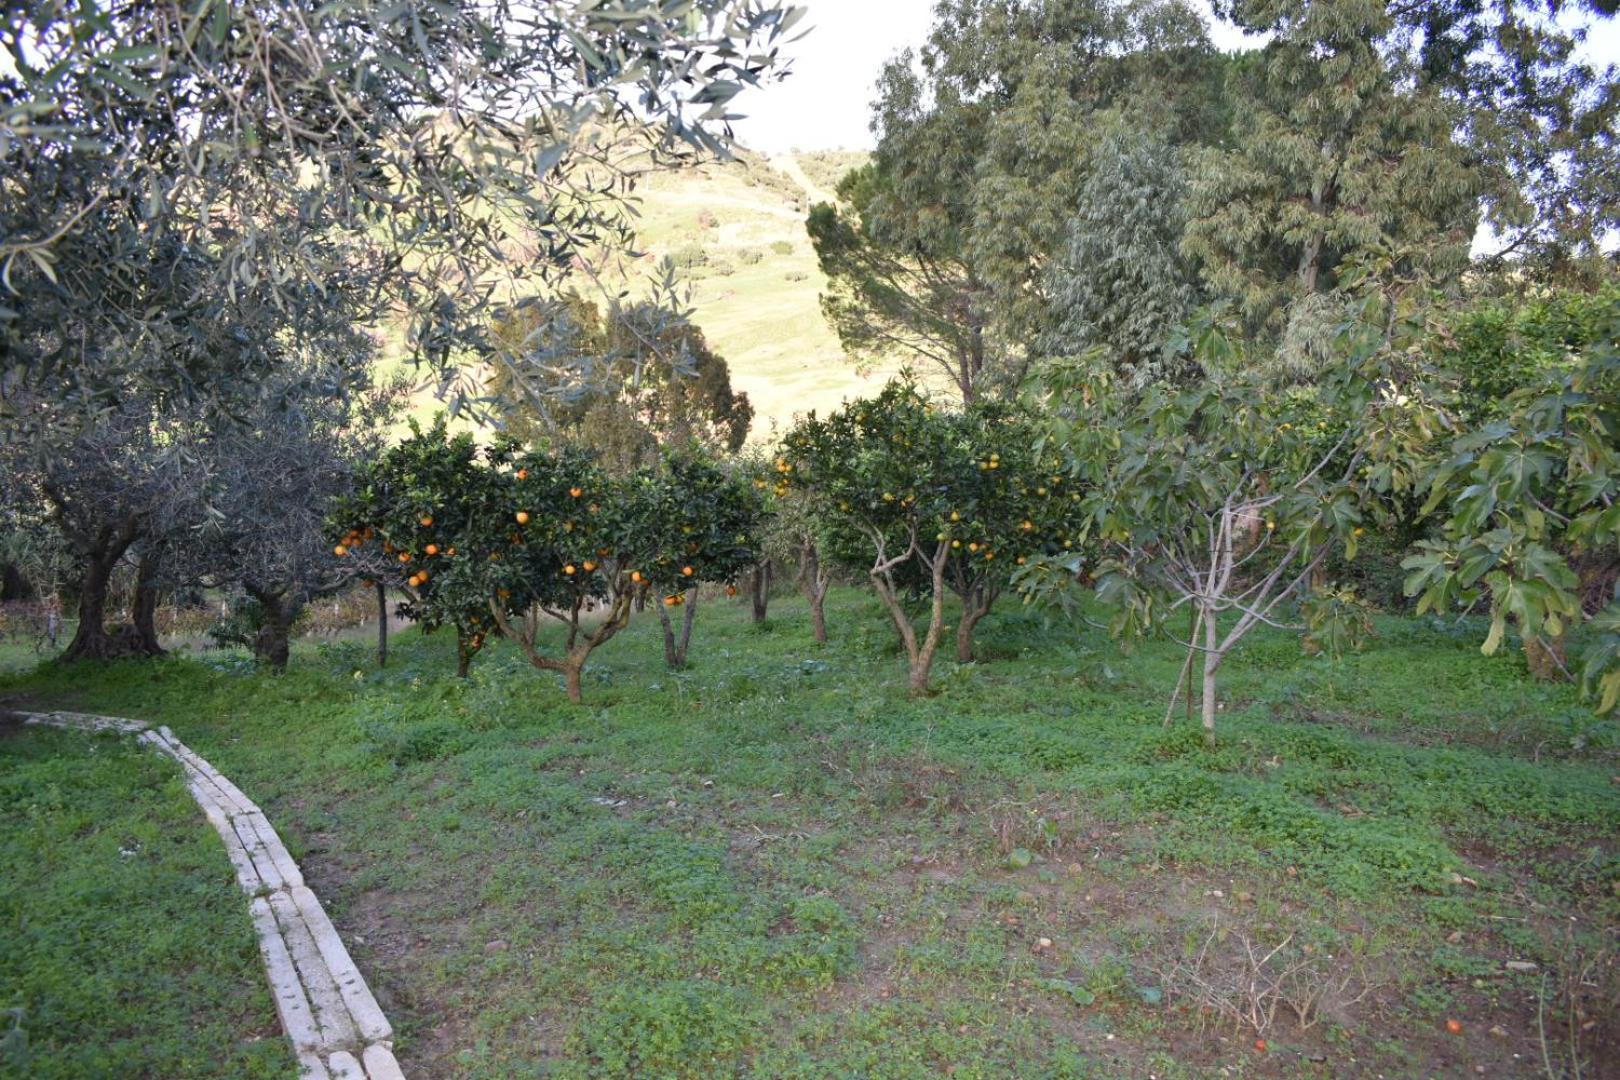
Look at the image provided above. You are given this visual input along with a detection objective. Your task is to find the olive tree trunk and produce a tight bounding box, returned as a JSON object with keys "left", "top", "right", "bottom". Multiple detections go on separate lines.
{"left": 246, "top": 585, "right": 301, "bottom": 672}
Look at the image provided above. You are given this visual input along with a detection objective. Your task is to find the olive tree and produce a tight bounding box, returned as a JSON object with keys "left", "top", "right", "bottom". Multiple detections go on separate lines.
{"left": 2, "top": 1, "right": 804, "bottom": 411}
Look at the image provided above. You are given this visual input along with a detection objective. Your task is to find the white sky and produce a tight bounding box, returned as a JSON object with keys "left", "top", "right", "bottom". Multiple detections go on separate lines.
{"left": 730, "top": 0, "right": 1620, "bottom": 155}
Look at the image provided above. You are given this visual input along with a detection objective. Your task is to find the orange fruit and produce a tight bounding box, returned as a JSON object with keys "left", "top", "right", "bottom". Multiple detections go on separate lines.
{"left": 447, "top": 547, "right": 456, "bottom": 556}
{"left": 333, "top": 545, "right": 348, "bottom": 557}
{"left": 663, "top": 595, "right": 678, "bottom": 606}
{"left": 515, "top": 511, "right": 530, "bottom": 525}
{"left": 569, "top": 487, "right": 583, "bottom": 498}
{"left": 725, "top": 585, "right": 738, "bottom": 597}
{"left": 682, "top": 565, "right": 694, "bottom": 576}
{"left": 583, "top": 561, "right": 596, "bottom": 572}
{"left": 516, "top": 468, "right": 528, "bottom": 479}
{"left": 563, "top": 564, "right": 576, "bottom": 575}
{"left": 1446, "top": 1019, "right": 1463, "bottom": 1035}
{"left": 1253, "top": 1039, "right": 1267, "bottom": 1052}
{"left": 420, "top": 515, "right": 433, "bottom": 527}
{"left": 416, "top": 571, "right": 429, "bottom": 584}
{"left": 631, "top": 571, "right": 643, "bottom": 583}
{"left": 425, "top": 544, "right": 439, "bottom": 556}
{"left": 398, "top": 552, "right": 412, "bottom": 563}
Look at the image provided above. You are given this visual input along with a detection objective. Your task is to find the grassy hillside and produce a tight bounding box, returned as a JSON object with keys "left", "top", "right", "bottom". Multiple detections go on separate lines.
{"left": 378, "top": 147, "right": 883, "bottom": 440}
{"left": 626, "top": 148, "right": 886, "bottom": 433}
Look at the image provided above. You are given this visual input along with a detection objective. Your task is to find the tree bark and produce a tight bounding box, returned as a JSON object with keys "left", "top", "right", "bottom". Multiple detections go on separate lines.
{"left": 455, "top": 626, "right": 480, "bottom": 678}
{"left": 62, "top": 521, "right": 151, "bottom": 661}
{"left": 247, "top": 586, "right": 299, "bottom": 672}
{"left": 130, "top": 553, "right": 165, "bottom": 657}
{"left": 871, "top": 539, "right": 948, "bottom": 697}
{"left": 953, "top": 583, "right": 996, "bottom": 663}
{"left": 490, "top": 590, "right": 634, "bottom": 705}
{"left": 657, "top": 590, "right": 700, "bottom": 669}
{"left": 750, "top": 559, "right": 772, "bottom": 623}
{"left": 1524, "top": 634, "right": 1568, "bottom": 682}
{"left": 1200, "top": 606, "right": 1220, "bottom": 747}
{"left": 563, "top": 657, "right": 584, "bottom": 704}
{"left": 375, "top": 581, "right": 389, "bottom": 668}
{"left": 63, "top": 551, "right": 119, "bottom": 662}
{"left": 798, "top": 537, "right": 830, "bottom": 644}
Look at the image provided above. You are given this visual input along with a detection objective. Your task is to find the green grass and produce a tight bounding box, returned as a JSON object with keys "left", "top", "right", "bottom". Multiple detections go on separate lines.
{"left": 2, "top": 588, "right": 1616, "bottom": 1077}
{"left": 0, "top": 724, "right": 288, "bottom": 1079}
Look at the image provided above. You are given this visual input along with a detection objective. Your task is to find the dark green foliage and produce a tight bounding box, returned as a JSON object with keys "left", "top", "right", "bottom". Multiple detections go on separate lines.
{"left": 1433, "top": 283, "right": 1620, "bottom": 424}
{"left": 488, "top": 295, "right": 753, "bottom": 470}
{"left": 1042, "top": 119, "right": 1204, "bottom": 384}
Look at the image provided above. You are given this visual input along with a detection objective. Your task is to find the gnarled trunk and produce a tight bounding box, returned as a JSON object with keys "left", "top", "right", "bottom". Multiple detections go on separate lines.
{"left": 246, "top": 585, "right": 300, "bottom": 672}
{"left": 130, "top": 553, "right": 165, "bottom": 658}
{"left": 63, "top": 522, "right": 158, "bottom": 661}
{"left": 63, "top": 551, "right": 119, "bottom": 662}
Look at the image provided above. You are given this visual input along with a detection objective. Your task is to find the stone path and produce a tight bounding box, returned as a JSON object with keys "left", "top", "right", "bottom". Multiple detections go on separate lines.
{"left": 20, "top": 710, "right": 404, "bottom": 1079}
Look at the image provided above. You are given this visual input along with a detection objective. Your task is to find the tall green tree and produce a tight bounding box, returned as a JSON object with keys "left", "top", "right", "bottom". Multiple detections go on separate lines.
{"left": 488, "top": 292, "right": 753, "bottom": 469}
{"left": 1188, "top": 1, "right": 1619, "bottom": 349}
{"left": 1042, "top": 116, "right": 1205, "bottom": 383}
{"left": 811, "top": 0, "right": 1224, "bottom": 401}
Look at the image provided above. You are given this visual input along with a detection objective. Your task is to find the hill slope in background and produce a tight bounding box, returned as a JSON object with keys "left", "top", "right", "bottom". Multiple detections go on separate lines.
{"left": 622, "top": 148, "right": 889, "bottom": 434}
{"left": 384, "top": 148, "right": 887, "bottom": 439}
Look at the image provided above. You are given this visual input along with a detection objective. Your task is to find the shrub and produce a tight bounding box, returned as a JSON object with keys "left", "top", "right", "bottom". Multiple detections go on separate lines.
{"left": 769, "top": 240, "right": 793, "bottom": 256}
{"left": 671, "top": 244, "right": 707, "bottom": 269}
{"left": 737, "top": 248, "right": 763, "bottom": 265}
{"left": 784, "top": 270, "right": 807, "bottom": 282}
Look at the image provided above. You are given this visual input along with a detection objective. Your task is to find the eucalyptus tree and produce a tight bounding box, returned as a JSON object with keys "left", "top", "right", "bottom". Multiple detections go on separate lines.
{"left": 1041, "top": 117, "right": 1205, "bottom": 385}
{"left": 1, "top": 0, "right": 804, "bottom": 411}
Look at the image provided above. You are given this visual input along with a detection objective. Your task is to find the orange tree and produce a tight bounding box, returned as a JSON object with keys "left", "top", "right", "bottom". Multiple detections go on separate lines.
{"left": 781, "top": 380, "right": 1082, "bottom": 695}
{"left": 330, "top": 419, "right": 765, "bottom": 696}
{"left": 329, "top": 418, "right": 502, "bottom": 677}
{"left": 635, "top": 452, "right": 767, "bottom": 669}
